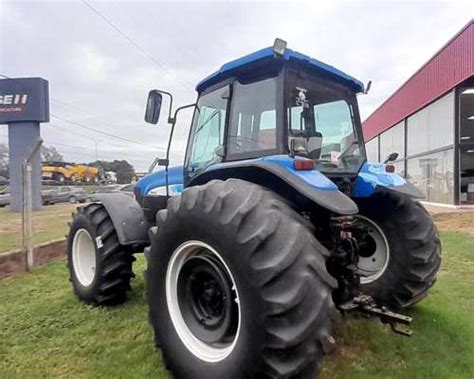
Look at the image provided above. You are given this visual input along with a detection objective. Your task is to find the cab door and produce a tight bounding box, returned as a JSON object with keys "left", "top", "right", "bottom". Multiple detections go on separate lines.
{"left": 184, "top": 86, "right": 228, "bottom": 185}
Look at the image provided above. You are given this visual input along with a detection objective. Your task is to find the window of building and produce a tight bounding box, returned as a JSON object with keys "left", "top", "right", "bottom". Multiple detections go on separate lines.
{"left": 406, "top": 149, "right": 454, "bottom": 204}
{"left": 365, "top": 137, "right": 379, "bottom": 162}
{"left": 459, "top": 87, "right": 474, "bottom": 204}
{"left": 459, "top": 87, "right": 474, "bottom": 144}
{"left": 380, "top": 121, "right": 404, "bottom": 161}
{"left": 460, "top": 147, "right": 474, "bottom": 204}
{"left": 407, "top": 91, "right": 454, "bottom": 156}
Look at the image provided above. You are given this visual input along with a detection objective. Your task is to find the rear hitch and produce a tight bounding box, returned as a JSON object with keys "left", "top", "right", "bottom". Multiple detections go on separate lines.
{"left": 339, "top": 294, "right": 413, "bottom": 336}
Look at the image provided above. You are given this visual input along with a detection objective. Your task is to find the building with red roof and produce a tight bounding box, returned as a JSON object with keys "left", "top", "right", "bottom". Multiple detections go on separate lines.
{"left": 363, "top": 20, "right": 474, "bottom": 205}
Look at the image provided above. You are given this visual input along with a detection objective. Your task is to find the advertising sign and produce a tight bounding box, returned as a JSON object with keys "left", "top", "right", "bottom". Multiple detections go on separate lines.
{"left": 0, "top": 78, "right": 49, "bottom": 124}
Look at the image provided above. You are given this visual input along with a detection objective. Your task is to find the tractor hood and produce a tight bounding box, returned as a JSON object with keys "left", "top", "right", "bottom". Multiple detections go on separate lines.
{"left": 135, "top": 166, "right": 184, "bottom": 196}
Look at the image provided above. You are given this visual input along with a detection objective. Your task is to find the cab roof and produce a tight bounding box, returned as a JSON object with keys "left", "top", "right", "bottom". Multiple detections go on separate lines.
{"left": 196, "top": 46, "right": 365, "bottom": 94}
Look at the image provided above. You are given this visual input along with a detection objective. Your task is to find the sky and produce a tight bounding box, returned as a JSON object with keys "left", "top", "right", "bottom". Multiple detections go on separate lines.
{"left": 0, "top": 0, "right": 473, "bottom": 171}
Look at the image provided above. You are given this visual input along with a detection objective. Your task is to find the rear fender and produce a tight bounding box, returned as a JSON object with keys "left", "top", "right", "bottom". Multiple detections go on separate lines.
{"left": 89, "top": 192, "right": 150, "bottom": 246}
{"left": 352, "top": 162, "right": 424, "bottom": 199}
{"left": 189, "top": 155, "right": 358, "bottom": 215}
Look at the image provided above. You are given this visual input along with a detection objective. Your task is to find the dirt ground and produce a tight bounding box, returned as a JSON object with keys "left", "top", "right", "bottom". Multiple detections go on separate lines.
{"left": 431, "top": 212, "right": 474, "bottom": 235}
{"left": 0, "top": 203, "right": 76, "bottom": 253}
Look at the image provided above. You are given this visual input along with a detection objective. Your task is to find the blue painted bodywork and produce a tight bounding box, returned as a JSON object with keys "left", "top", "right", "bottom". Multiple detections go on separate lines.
{"left": 207, "top": 155, "right": 338, "bottom": 191}
{"left": 136, "top": 158, "right": 411, "bottom": 202}
{"left": 352, "top": 162, "right": 407, "bottom": 198}
{"left": 135, "top": 166, "right": 184, "bottom": 196}
{"left": 196, "top": 47, "right": 365, "bottom": 93}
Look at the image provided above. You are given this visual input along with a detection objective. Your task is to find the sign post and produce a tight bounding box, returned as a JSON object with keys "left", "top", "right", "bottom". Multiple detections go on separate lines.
{"left": 0, "top": 77, "right": 49, "bottom": 211}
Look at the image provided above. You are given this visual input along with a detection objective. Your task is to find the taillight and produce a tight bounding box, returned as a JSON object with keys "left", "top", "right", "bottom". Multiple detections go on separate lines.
{"left": 293, "top": 159, "right": 315, "bottom": 170}
{"left": 385, "top": 164, "right": 395, "bottom": 173}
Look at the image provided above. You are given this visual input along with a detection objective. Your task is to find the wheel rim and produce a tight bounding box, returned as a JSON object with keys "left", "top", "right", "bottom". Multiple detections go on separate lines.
{"left": 354, "top": 216, "right": 390, "bottom": 284}
{"left": 69, "top": 196, "right": 76, "bottom": 203}
{"left": 72, "top": 228, "right": 96, "bottom": 286}
{"left": 166, "top": 240, "right": 241, "bottom": 363}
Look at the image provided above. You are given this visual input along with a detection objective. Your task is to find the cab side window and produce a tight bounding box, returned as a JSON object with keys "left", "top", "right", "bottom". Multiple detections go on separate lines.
{"left": 187, "top": 87, "right": 227, "bottom": 172}
{"left": 227, "top": 77, "right": 278, "bottom": 157}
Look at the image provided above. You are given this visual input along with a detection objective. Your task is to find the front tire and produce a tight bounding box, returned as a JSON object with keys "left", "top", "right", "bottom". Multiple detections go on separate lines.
{"left": 146, "top": 179, "right": 337, "bottom": 378}
{"left": 67, "top": 203, "right": 135, "bottom": 305}
{"left": 355, "top": 191, "right": 441, "bottom": 309}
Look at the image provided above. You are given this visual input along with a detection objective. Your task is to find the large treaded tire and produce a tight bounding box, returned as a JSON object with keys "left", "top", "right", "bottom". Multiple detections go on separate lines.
{"left": 67, "top": 203, "right": 135, "bottom": 305}
{"left": 355, "top": 190, "right": 441, "bottom": 309}
{"left": 146, "top": 179, "right": 338, "bottom": 379}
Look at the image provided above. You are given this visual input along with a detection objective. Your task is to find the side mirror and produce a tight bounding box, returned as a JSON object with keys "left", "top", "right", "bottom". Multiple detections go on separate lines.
{"left": 384, "top": 152, "right": 399, "bottom": 163}
{"left": 364, "top": 80, "right": 372, "bottom": 94}
{"left": 145, "top": 90, "right": 163, "bottom": 124}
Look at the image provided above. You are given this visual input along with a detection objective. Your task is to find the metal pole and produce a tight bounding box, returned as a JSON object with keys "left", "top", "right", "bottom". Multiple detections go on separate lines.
{"left": 24, "top": 163, "right": 33, "bottom": 270}
{"left": 22, "top": 138, "right": 43, "bottom": 270}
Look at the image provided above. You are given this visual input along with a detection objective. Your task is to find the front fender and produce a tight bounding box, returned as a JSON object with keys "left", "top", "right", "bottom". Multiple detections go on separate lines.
{"left": 89, "top": 192, "right": 150, "bottom": 245}
{"left": 352, "top": 162, "right": 424, "bottom": 198}
{"left": 189, "top": 155, "right": 358, "bottom": 215}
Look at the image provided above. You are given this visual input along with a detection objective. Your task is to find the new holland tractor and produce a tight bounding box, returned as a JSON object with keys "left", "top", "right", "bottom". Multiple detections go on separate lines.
{"left": 67, "top": 39, "right": 441, "bottom": 378}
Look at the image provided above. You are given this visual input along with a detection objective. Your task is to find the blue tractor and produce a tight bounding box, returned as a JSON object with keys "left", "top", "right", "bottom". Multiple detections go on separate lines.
{"left": 67, "top": 40, "right": 441, "bottom": 378}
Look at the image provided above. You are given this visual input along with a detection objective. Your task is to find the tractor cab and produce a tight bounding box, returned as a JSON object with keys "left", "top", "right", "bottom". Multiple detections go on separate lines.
{"left": 184, "top": 41, "right": 367, "bottom": 185}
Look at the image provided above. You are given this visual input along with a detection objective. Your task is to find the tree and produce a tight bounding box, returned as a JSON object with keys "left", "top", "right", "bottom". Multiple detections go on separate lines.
{"left": 42, "top": 145, "right": 64, "bottom": 163}
{"left": 0, "top": 143, "right": 8, "bottom": 179}
{"left": 89, "top": 159, "right": 135, "bottom": 184}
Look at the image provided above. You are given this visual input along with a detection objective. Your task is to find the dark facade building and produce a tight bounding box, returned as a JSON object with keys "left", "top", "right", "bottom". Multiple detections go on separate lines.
{"left": 363, "top": 20, "right": 474, "bottom": 205}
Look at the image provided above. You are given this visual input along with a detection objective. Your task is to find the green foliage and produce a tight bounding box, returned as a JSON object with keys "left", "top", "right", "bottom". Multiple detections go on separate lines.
{"left": 41, "top": 145, "right": 64, "bottom": 163}
{"left": 0, "top": 232, "right": 473, "bottom": 378}
{"left": 88, "top": 160, "right": 135, "bottom": 184}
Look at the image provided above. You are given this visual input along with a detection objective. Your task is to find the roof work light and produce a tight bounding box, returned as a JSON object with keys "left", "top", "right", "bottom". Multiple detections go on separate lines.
{"left": 273, "top": 38, "right": 287, "bottom": 57}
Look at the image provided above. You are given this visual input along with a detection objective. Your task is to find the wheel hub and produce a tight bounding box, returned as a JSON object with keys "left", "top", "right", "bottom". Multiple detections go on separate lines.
{"left": 178, "top": 255, "right": 235, "bottom": 343}
{"left": 353, "top": 216, "right": 390, "bottom": 284}
{"left": 71, "top": 228, "right": 96, "bottom": 286}
{"left": 166, "top": 240, "right": 241, "bottom": 362}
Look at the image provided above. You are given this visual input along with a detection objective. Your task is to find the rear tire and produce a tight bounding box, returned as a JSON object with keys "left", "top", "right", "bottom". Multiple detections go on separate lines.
{"left": 67, "top": 203, "right": 135, "bottom": 305}
{"left": 146, "top": 179, "right": 337, "bottom": 378}
{"left": 355, "top": 191, "right": 441, "bottom": 309}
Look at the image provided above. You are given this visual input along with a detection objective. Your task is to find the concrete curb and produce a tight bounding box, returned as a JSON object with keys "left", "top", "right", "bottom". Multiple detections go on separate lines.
{"left": 0, "top": 238, "right": 67, "bottom": 279}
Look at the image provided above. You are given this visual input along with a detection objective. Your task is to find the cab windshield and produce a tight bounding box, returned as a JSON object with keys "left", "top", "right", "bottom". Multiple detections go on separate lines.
{"left": 287, "top": 71, "right": 366, "bottom": 174}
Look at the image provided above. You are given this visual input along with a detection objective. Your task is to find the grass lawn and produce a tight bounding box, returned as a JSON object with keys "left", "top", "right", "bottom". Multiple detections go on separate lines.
{"left": 0, "top": 203, "right": 76, "bottom": 253}
{"left": 1, "top": 229, "right": 473, "bottom": 378}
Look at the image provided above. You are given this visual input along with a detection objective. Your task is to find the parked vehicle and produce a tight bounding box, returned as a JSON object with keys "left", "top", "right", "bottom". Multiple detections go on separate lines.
{"left": 42, "top": 162, "right": 100, "bottom": 183}
{"left": 104, "top": 171, "right": 117, "bottom": 184}
{"left": 46, "top": 186, "right": 88, "bottom": 204}
{"left": 67, "top": 40, "right": 441, "bottom": 378}
{"left": 0, "top": 187, "right": 9, "bottom": 207}
{"left": 0, "top": 186, "right": 66, "bottom": 207}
